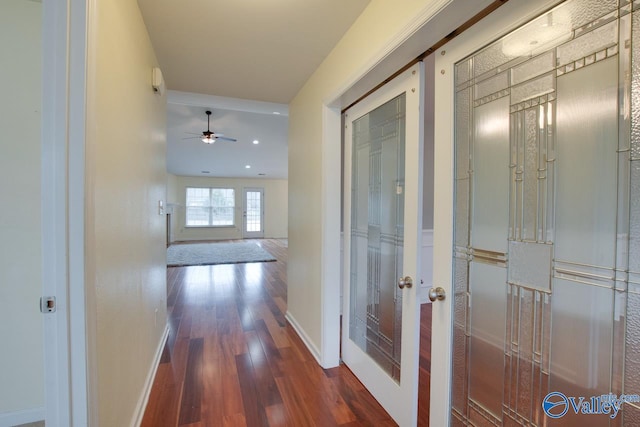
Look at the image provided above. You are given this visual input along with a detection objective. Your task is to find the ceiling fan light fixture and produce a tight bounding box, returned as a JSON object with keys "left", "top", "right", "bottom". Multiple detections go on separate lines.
{"left": 185, "top": 110, "right": 236, "bottom": 144}
{"left": 202, "top": 111, "right": 216, "bottom": 144}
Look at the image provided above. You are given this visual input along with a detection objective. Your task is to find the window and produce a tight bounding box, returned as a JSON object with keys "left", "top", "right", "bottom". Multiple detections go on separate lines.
{"left": 185, "top": 187, "right": 235, "bottom": 227}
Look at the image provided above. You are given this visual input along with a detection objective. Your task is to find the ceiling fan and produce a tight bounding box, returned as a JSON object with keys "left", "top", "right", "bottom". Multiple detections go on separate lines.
{"left": 183, "top": 110, "right": 237, "bottom": 144}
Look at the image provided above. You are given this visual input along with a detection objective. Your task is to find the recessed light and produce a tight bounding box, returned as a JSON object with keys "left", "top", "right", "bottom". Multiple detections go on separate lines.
{"left": 272, "top": 112, "right": 281, "bottom": 115}
{"left": 201, "top": 170, "right": 210, "bottom": 174}
{"left": 253, "top": 140, "right": 259, "bottom": 145}
{"left": 245, "top": 165, "right": 251, "bottom": 169}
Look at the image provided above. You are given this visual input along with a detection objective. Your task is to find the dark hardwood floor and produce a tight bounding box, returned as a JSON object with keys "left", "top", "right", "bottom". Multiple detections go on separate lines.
{"left": 143, "top": 239, "right": 432, "bottom": 427}
{"left": 418, "top": 303, "right": 432, "bottom": 426}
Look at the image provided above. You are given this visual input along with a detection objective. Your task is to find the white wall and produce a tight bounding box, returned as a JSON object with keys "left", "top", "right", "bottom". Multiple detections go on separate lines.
{"left": 167, "top": 173, "right": 179, "bottom": 243}
{"left": 288, "top": 0, "right": 449, "bottom": 364}
{"left": 84, "top": 0, "right": 168, "bottom": 424}
{"left": 172, "top": 176, "right": 288, "bottom": 241}
{"left": 167, "top": 173, "right": 179, "bottom": 205}
{"left": 0, "top": 0, "right": 45, "bottom": 423}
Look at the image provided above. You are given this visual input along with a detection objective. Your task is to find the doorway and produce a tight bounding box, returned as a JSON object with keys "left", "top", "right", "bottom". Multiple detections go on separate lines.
{"left": 341, "top": 64, "right": 424, "bottom": 426}
{"left": 243, "top": 187, "right": 265, "bottom": 239}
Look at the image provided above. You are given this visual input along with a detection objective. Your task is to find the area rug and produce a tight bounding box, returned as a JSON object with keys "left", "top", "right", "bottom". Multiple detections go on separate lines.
{"left": 167, "top": 242, "right": 276, "bottom": 267}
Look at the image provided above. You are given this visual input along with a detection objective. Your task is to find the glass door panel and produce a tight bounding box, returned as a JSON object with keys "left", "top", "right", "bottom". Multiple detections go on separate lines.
{"left": 442, "top": 0, "right": 640, "bottom": 425}
{"left": 243, "top": 188, "right": 264, "bottom": 238}
{"left": 350, "top": 92, "right": 405, "bottom": 380}
{"left": 343, "top": 64, "right": 423, "bottom": 426}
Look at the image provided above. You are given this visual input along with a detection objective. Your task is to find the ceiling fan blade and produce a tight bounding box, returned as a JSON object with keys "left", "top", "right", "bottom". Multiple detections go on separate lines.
{"left": 184, "top": 132, "right": 202, "bottom": 136}
{"left": 216, "top": 136, "right": 237, "bottom": 142}
{"left": 181, "top": 136, "right": 202, "bottom": 140}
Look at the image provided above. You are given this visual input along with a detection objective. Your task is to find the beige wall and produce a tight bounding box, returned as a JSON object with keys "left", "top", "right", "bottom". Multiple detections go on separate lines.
{"left": 288, "top": 0, "right": 442, "bottom": 358}
{"left": 0, "top": 0, "right": 44, "bottom": 419}
{"left": 172, "top": 176, "right": 288, "bottom": 241}
{"left": 85, "top": 0, "right": 168, "bottom": 424}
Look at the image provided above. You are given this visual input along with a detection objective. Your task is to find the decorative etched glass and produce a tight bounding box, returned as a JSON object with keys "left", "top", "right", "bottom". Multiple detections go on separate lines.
{"left": 451, "top": 0, "right": 635, "bottom": 425}
{"left": 350, "top": 94, "right": 406, "bottom": 381}
{"left": 470, "top": 98, "right": 510, "bottom": 253}
{"left": 554, "top": 58, "right": 618, "bottom": 268}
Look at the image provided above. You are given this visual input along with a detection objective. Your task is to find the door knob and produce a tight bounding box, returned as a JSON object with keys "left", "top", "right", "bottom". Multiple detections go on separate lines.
{"left": 398, "top": 276, "right": 413, "bottom": 289}
{"left": 428, "top": 287, "right": 446, "bottom": 302}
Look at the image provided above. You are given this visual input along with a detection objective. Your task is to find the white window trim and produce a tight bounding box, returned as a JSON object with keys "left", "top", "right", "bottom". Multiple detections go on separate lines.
{"left": 185, "top": 186, "right": 236, "bottom": 228}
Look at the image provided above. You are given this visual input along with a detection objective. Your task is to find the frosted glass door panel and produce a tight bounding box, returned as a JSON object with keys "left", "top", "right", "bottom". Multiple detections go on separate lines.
{"left": 550, "top": 278, "right": 613, "bottom": 396}
{"left": 472, "top": 97, "right": 510, "bottom": 253}
{"left": 450, "top": 0, "right": 639, "bottom": 425}
{"left": 350, "top": 93, "right": 405, "bottom": 380}
{"left": 468, "top": 262, "right": 507, "bottom": 419}
{"left": 554, "top": 58, "right": 618, "bottom": 267}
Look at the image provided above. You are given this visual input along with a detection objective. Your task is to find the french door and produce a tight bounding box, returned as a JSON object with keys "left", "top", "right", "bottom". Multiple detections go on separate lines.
{"left": 432, "top": 0, "right": 640, "bottom": 425}
{"left": 342, "top": 63, "right": 424, "bottom": 426}
{"left": 243, "top": 188, "right": 264, "bottom": 239}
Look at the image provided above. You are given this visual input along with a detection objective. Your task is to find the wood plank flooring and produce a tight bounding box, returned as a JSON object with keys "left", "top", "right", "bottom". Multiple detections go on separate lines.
{"left": 143, "top": 239, "right": 433, "bottom": 427}
{"left": 418, "top": 303, "right": 432, "bottom": 426}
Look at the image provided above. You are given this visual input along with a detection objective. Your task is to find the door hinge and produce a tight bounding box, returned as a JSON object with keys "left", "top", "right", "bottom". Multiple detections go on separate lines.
{"left": 40, "top": 296, "right": 56, "bottom": 313}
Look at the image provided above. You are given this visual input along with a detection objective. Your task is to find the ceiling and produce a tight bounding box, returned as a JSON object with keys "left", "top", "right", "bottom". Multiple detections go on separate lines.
{"left": 138, "top": 0, "right": 370, "bottom": 179}
{"left": 166, "top": 99, "right": 288, "bottom": 179}
{"left": 138, "top": 0, "right": 370, "bottom": 104}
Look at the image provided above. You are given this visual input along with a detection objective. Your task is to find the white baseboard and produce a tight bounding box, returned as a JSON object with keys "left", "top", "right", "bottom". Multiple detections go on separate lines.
{"left": 0, "top": 407, "right": 44, "bottom": 427}
{"left": 285, "top": 311, "right": 323, "bottom": 366}
{"left": 131, "top": 324, "right": 169, "bottom": 427}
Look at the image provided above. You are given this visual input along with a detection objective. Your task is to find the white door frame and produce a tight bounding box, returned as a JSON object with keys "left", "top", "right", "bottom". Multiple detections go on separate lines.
{"left": 42, "top": 0, "right": 90, "bottom": 425}
{"left": 317, "top": 0, "right": 502, "bottom": 371}
{"left": 430, "top": 0, "right": 564, "bottom": 425}
{"left": 242, "top": 187, "right": 265, "bottom": 239}
{"left": 342, "top": 64, "right": 424, "bottom": 426}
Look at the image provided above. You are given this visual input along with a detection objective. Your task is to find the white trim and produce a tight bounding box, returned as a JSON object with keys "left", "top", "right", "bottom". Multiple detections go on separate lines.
{"left": 131, "top": 325, "right": 169, "bottom": 427}
{"left": 341, "top": 63, "right": 424, "bottom": 427}
{"left": 69, "top": 0, "right": 92, "bottom": 424}
{"left": 319, "top": 105, "right": 342, "bottom": 368}
{"left": 285, "top": 311, "right": 323, "bottom": 365}
{"left": 168, "top": 90, "right": 288, "bottom": 116}
{"left": 42, "top": 0, "right": 71, "bottom": 424}
{"left": 340, "top": 232, "right": 344, "bottom": 315}
{"left": 420, "top": 229, "right": 434, "bottom": 304}
{"left": 0, "top": 408, "right": 45, "bottom": 426}
{"left": 42, "top": 0, "right": 90, "bottom": 425}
